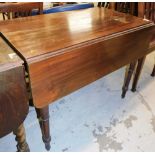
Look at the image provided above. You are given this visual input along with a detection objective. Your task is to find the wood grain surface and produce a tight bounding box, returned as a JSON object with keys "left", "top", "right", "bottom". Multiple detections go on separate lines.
{"left": 0, "top": 7, "right": 154, "bottom": 108}
{"left": 0, "top": 7, "right": 153, "bottom": 62}
{"left": 29, "top": 26, "right": 154, "bottom": 107}
{"left": 0, "top": 35, "right": 28, "bottom": 137}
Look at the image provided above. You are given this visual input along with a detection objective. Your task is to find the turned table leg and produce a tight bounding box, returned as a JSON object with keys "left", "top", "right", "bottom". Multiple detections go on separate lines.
{"left": 131, "top": 56, "right": 146, "bottom": 92}
{"left": 35, "top": 106, "right": 51, "bottom": 151}
{"left": 122, "top": 61, "right": 137, "bottom": 98}
{"left": 13, "top": 123, "right": 30, "bottom": 152}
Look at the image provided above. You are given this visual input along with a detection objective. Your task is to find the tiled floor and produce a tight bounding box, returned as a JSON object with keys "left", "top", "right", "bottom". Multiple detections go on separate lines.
{"left": 1, "top": 52, "right": 155, "bottom": 152}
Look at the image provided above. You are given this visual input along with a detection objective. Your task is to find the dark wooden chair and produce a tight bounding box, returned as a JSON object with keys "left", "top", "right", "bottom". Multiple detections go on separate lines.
{"left": 98, "top": 2, "right": 137, "bottom": 15}
{"left": 122, "top": 2, "right": 155, "bottom": 97}
{"left": 98, "top": 2, "right": 110, "bottom": 8}
{"left": 0, "top": 2, "right": 43, "bottom": 20}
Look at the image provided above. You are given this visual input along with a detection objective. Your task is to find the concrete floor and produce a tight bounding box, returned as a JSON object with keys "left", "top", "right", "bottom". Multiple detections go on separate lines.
{"left": 1, "top": 52, "right": 155, "bottom": 152}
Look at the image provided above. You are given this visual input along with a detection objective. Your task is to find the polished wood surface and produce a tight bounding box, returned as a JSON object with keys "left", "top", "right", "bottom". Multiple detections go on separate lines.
{"left": 0, "top": 34, "right": 22, "bottom": 71}
{"left": 0, "top": 7, "right": 154, "bottom": 108}
{"left": 0, "top": 35, "right": 28, "bottom": 138}
{"left": 29, "top": 26, "right": 153, "bottom": 108}
{"left": 0, "top": 7, "right": 152, "bottom": 61}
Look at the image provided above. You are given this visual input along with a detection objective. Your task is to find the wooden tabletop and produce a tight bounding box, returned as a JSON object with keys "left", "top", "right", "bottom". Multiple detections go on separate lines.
{"left": 0, "top": 34, "right": 23, "bottom": 72}
{"left": 0, "top": 7, "right": 153, "bottom": 63}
